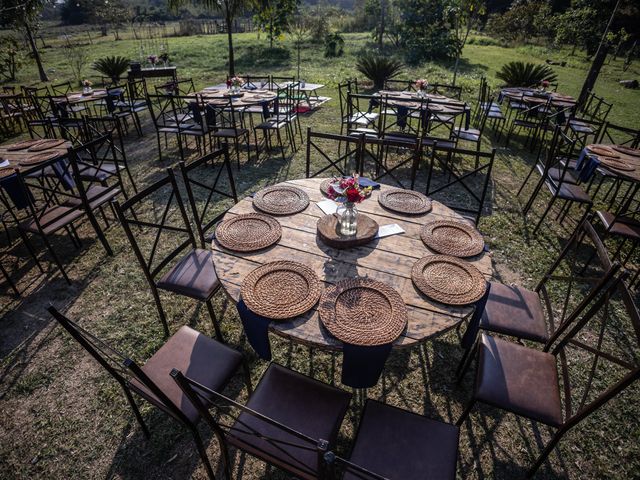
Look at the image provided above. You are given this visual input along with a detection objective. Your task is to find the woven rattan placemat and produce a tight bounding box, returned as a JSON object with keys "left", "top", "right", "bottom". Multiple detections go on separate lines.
{"left": 378, "top": 188, "right": 432, "bottom": 215}
{"left": 420, "top": 220, "right": 484, "bottom": 258}
{"left": 411, "top": 255, "right": 486, "bottom": 305}
{"left": 215, "top": 213, "right": 281, "bottom": 252}
{"left": 253, "top": 185, "right": 309, "bottom": 215}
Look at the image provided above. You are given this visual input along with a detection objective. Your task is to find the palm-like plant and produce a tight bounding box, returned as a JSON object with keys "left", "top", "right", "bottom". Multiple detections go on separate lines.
{"left": 169, "top": 0, "right": 248, "bottom": 76}
{"left": 93, "top": 56, "right": 131, "bottom": 83}
{"left": 355, "top": 54, "right": 404, "bottom": 90}
{"left": 496, "top": 61, "right": 558, "bottom": 87}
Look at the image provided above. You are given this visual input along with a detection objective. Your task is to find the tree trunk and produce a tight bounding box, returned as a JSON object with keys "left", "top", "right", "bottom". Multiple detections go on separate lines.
{"left": 226, "top": 15, "right": 235, "bottom": 77}
{"left": 378, "top": 0, "right": 386, "bottom": 50}
{"left": 25, "top": 23, "right": 48, "bottom": 82}
{"left": 578, "top": 44, "right": 609, "bottom": 107}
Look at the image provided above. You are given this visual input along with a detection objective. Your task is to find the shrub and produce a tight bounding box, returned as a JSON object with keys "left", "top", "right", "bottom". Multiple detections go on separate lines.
{"left": 93, "top": 56, "right": 131, "bottom": 83}
{"left": 324, "top": 33, "right": 345, "bottom": 58}
{"left": 496, "top": 61, "right": 558, "bottom": 87}
{"left": 355, "top": 54, "right": 404, "bottom": 90}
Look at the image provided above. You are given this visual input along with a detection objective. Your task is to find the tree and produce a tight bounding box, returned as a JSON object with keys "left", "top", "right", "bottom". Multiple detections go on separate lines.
{"left": 254, "top": 0, "right": 298, "bottom": 48}
{"left": 169, "top": 0, "right": 249, "bottom": 77}
{"left": 395, "top": 0, "right": 456, "bottom": 64}
{"left": 0, "top": 0, "right": 52, "bottom": 81}
{"left": 93, "top": 0, "right": 131, "bottom": 40}
{"left": 448, "top": 0, "right": 485, "bottom": 85}
{"left": 289, "top": 12, "right": 310, "bottom": 80}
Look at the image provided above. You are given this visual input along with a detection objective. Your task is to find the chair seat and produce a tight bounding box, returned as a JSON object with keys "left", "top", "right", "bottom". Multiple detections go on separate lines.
{"left": 569, "top": 120, "right": 594, "bottom": 134}
{"left": 156, "top": 248, "right": 220, "bottom": 301}
{"left": 480, "top": 282, "right": 549, "bottom": 343}
{"left": 130, "top": 325, "right": 243, "bottom": 424}
{"left": 454, "top": 127, "right": 481, "bottom": 142}
{"left": 536, "top": 164, "right": 578, "bottom": 185}
{"left": 346, "top": 113, "right": 379, "bottom": 126}
{"left": 487, "top": 109, "right": 506, "bottom": 120}
{"left": 476, "top": 334, "right": 563, "bottom": 427}
{"left": 255, "top": 120, "right": 288, "bottom": 130}
{"left": 212, "top": 128, "right": 249, "bottom": 138}
{"left": 421, "top": 137, "right": 456, "bottom": 149}
{"left": 67, "top": 185, "right": 121, "bottom": 210}
{"left": 228, "top": 363, "right": 352, "bottom": 480}
{"left": 19, "top": 204, "right": 84, "bottom": 235}
{"left": 77, "top": 162, "right": 118, "bottom": 182}
{"left": 547, "top": 180, "right": 592, "bottom": 204}
{"left": 344, "top": 400, "right": 459, "bottom": 480}
{"left": 597, "top": 210, "right": 640, "bottom": 240}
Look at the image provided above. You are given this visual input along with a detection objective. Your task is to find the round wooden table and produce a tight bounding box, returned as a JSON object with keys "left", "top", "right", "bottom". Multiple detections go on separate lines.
{"left": 198, "top": 87, "right": 277, "bottom": 106}
{"left": 211, "top": 178, "right": 494, "bottom": 350}
{"left": 500, "top": 87, "right": 576, "bottom": 109}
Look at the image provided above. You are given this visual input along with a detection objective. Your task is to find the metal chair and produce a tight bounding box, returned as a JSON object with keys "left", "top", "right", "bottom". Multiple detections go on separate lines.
{"left": 305, "top": 128, "right": 363, "bottom": 179}
{"left": 172, "top": 362, "right": 352, "bottom": 479}
{"left": 114, "top": 171, "right": 224, "bottom": 339}
{"left": 47, "top": 306, "right": 249, "bottom": 480}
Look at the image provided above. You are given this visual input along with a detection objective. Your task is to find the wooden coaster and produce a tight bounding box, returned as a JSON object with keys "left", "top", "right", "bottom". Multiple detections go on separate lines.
{"left": 412, "top": 255, "right": 486, "bottom": 305}
{"left": 378, "top": 188, "right": 432, "bottom": 215}
{"left": 319, "top": 278, "right": 408, "bottom": 346}
{"left": 241, "top": 261, "right": 322, "bottom": 320}
{"left": 215, "top": 213, "right": 281, "bottom": 252}
{"left": 317, "top": 214, "right": 378, "bottom": 249}
{"left": 253, "top": 185, "right": 309, "bottom": 215}
{"left": 420, "top": 220, "right": 484, "bottom": 258}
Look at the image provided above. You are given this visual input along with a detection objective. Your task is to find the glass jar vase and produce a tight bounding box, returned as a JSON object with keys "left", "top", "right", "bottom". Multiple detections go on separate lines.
{"left": 337, "top": 202, "right": 358, "bottom": 236}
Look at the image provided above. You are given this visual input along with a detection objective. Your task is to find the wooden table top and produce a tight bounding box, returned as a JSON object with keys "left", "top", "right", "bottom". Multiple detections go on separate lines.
{"left": 585, "top": 144, "right": 640, "bottom": 183}
{"left": 501, "top": 87, "right": 576, "bottom": 108}
{"left": 0, "top": 139, "right": 71, "bottom": 178}
{"left": 211, "top": 178, "right": 494, "bottom": 350}
{"left": 55, "top": 89, "right": 109, "bottom": 105}
{"left": 198, "top": 87, "right": 277, "bottom": 106}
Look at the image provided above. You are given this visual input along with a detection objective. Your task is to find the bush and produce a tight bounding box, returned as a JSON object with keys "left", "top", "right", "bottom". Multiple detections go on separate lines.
{"left": 93, "top": 56, "right": 131, "bottom": 83}
{"left": 496, "top": 61, "right": 558, "bottom": 87}
{"left": 355, "top": 54, "right": 404, "bottom": 90}
{"left": 324, "top": 33, "right": 345, "bottom": 58}
{"left": 485, "top": 0, "right": 555, "bottom": 44}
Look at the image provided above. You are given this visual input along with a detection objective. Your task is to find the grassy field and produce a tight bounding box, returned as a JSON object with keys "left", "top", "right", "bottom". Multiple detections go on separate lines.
{"left": 1, "top": 29, "right": 639, "bottom": 479}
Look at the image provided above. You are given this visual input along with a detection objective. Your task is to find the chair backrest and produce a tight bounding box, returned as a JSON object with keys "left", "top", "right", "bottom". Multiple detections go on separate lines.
{"left": 203, "top": 97, "right": 239, "bottom": 133}
{"left": 542, "top": 125, "right": 576, "bottom": 186}
{"left": 598, "top": 122, "right": 640, "bottom": 148}
{"left": 383, "top": 79, "right": 415, "bottom": 92}
{"left": 51, "top": 81, "right": 72, "bottom": 96}
{"left": 22, "top": 85, "right": 50, "bottom": 98}
{"left": 84, "top": 115, "right": 130, "bottom": 167}
{"left": 147, "top": 94, "right": 204, "bottom": 132}
{"left": 178, "top": 146, "right": 238, "bottom": 247}
{"left": 428, "top": 82, "right": 463, "bottom": 100}
{"left": 68, "top": 132, "right": 128, "bottom": 201}
{"left": 47, "top": 306, "right": 195, "bottom": 427}
{"left": 127, "top": 78, "right": 148, "bottom": 102}
{"left": 378, "top": 95, "right": 426, "bottom": 138}
{"left": 242, "top": 74, "right": 270, "bottom": 89}
{"left": 346, "top": 93, "right": 380, "bottom": 131}
{"left": 580, "top": 91, "right": 612, "bottom": 123}
{"left": 154, "top": 78, "right": 195, "bottom": 96}
{"left": 56, "top": 116, "right": 88, "bottom": 144}
{"left": 114, "top": 171, "right": 198, "bottom": 285}
{"left": 269, "top": 75, "right": 295, "bottom": 89}
{"left": 423, "top": 144, "right": 496, "bottom": 225}
{"left": 171, "top": 367, "right": 331, "bottom": 479}
{"left": 544, "top": 265, "right": 640, "bottom": 429}
{"left": 306, "top": 128, "right": 364, "bottom": 178}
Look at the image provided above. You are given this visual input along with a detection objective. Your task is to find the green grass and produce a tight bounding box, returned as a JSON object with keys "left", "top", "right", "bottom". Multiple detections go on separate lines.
{"left": 0, "top": 27, "right": 639, "bottom": 480}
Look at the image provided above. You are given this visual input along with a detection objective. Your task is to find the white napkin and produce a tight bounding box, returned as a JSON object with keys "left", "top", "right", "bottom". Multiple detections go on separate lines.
{"left": 316, "top": 199, "right": 338, "bottom": 215}
{"left": 0, "top": 159, "right": 9, "bottom": 168}
{"left": 376, "top": 224, "right": 405, "bottom": 238}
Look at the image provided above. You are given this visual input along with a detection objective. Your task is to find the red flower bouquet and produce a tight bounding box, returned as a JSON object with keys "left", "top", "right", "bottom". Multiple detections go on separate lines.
{"left": 326, "top": 174, "right": 371, "bottom": 204}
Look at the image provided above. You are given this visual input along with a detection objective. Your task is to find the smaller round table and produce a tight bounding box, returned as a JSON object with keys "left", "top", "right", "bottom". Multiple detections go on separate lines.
{"left": 211, "top": 178, "right": 494, "bottom": 351}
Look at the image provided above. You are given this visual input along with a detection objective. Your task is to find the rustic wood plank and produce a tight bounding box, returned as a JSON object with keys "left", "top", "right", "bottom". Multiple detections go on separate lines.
{"left": 212, "top": 178, "right": 493, "bottom": 350}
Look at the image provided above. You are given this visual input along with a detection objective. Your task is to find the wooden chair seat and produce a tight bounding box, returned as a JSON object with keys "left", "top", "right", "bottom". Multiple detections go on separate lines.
{"left": 227, "top": 363, "right": 352, "bottom": 479}
{"left": 476, "top": 334, "right": 563, "bottom": 427}
{"left": 480, "top": 282, "right": 549, "bottom": 343}
{"left": 536, "top": 164, "right": 578, "bottom": 185}
{"left": 596, "top": 210, "right": 640, "bottom": 240}
{"left": 77, "top": 162, "right": 118, "bottom": 183}
{"left": 569, "top": 120, "right": 595, "bottom": 134}
{"left": 421, "top": 137, "right": 456, "bottom": 149}
{"left": 345, "top": 113, "right": 378, "bottom": 126}
{"left": 19, "top": 204, "right": 84, "bottom": 235}
{"left": 129, "top": 325, "right": 243, "bottom": 424}
{"left": 156, "top": 248, "right": 220, "bottom": 301}
{"left": 344, "top": 399, "right": 459, "bottom": 480}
